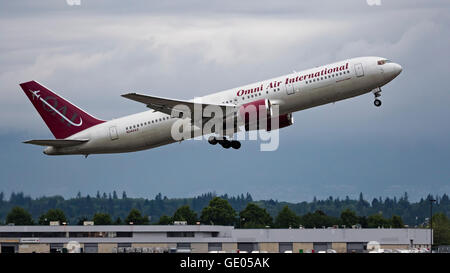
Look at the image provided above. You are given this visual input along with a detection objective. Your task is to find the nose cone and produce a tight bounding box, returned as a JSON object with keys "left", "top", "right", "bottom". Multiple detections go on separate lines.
{"left": 385, "top": 62, "right": 402, "bottom": 81}
{"left": 393, "top": 63, "right": 402, "bottom": 77}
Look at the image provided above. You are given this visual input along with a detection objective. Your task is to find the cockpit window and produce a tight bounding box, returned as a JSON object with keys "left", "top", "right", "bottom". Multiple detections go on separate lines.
{"left": 377, "top": 59, "right": 392, "bottom": 65}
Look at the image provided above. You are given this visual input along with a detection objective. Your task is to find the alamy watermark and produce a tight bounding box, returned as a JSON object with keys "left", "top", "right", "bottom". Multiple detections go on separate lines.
{"left": 168, "top": 99, "right": 283, "bottom": 151}
{"left": 66, "top": 0, "right": 81, "bottom": 6}
{"left": 366, "top": 0, "right": 381, "bottom": 6}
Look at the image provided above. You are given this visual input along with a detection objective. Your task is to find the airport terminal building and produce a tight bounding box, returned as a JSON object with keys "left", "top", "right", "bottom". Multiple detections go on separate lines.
{"left": 0, "top": 225, "right": 431, "bottom": 253}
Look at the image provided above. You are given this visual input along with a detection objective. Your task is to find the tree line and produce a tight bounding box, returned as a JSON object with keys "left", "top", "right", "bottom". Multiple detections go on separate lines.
{"left": 0, "top": 191, "right": 448, "bottom": 227}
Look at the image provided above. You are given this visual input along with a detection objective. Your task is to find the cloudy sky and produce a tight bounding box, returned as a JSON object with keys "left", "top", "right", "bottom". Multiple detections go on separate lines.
{"left": 0, "top": 0, "right": 449, "bottom": 202}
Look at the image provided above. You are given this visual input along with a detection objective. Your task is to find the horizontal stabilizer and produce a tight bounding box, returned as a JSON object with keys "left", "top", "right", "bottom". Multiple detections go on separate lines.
{"left": 23, "top": 139, "right": 89, "bottom": 147}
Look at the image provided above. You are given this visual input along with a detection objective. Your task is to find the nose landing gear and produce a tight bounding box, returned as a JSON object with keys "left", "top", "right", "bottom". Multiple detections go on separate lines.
{"left": 372, "top": 87, "right": 382, "bottom": 107}
{"left": 374, "top": 99, "right": 382, "bottom": 107}
{"left": 208, "top": 136, "right": 241, "bottom": 150}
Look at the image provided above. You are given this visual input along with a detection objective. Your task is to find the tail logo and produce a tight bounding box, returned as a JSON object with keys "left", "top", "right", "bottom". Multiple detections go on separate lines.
{"left": 28, "top": 89, "right": 83, "bottom": 127}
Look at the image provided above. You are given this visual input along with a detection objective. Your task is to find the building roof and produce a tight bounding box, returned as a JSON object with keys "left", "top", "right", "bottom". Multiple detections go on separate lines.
{"left": 0, "top": 225, "right": 431, "bottom": 245}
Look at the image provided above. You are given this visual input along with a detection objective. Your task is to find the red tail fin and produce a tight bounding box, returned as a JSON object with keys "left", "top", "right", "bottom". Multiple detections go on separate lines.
{"left": 19, "top": 81, "right": 105, "bottom": 139}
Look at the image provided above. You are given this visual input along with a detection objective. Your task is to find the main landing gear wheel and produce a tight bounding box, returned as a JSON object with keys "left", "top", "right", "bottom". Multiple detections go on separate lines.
{"left": 231, "top": 140, "right": 241, "bottom": 150}
{"left": 208, "top": 136, "right": 241, "bottom": 150}
{"left": 221, "top": 140, "right": 231, "bottom": 149}
{"left": 208, "top": 136, "right": 218, "bottom": 145}
{"left": 374, "top": 99, "right": 382, "bottom": 107}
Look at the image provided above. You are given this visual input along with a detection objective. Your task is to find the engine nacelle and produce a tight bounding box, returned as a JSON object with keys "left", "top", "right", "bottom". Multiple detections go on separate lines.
{"left": 238, "top": 99, "right": 273, "bottom": 131}
{"left": 238, "top": 99, "right": 294, "bottom": 131}
{"left": 267, "top": 113, "right": 294, "bottom": 131}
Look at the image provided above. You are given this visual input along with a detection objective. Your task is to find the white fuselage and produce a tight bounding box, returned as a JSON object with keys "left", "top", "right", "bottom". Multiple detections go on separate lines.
{"left": 45, "top": 56, "right": 402, "bottom": 155}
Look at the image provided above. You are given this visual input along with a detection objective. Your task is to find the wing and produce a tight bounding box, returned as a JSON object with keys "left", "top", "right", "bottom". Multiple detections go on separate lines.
{"left": 121, "top": 93, "right": 236, "bottom": 118}
{"left": 23, "top": 139, "right": 89, "bottom": 147}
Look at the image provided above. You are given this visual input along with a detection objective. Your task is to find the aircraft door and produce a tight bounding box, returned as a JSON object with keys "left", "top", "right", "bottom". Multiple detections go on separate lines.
{"left": 355, "top": 63, "right": 364, "bottom": 77}
{"left": 109, "top": 126, "right": 119, "bottom": 140}
{"left": 285, "top": 82, "right": 294, "bottom": 95}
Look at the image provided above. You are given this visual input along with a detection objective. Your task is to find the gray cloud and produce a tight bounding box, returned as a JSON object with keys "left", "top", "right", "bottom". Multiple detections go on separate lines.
{"left": 0, "top": 0, "right": 448, "bottom": 201}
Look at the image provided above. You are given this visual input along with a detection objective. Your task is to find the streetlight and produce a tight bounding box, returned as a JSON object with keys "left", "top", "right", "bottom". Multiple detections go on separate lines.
{"left": 240, "top": 217, "right": 245, "bottom": 228}
{"left": 429, "top": 198, "right": 436, "bottom": 253}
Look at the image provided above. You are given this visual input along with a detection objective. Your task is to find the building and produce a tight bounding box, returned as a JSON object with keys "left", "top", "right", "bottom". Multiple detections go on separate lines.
{"left": 0, "top": 225, "right": 431, "bottom": 253}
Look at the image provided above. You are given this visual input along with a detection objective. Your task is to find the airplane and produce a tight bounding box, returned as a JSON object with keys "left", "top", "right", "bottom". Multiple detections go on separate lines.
{"left": 19, "top": 56, "right": 402, "bottom": 156}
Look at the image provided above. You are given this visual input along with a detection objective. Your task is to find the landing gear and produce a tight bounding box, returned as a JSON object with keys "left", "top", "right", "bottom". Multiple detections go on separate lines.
{"left": 372, "top": 87, "right": 382, "bottom": 107}
{"left": 221, "top": 140, "right": 231, "bottom": 149}
{"left": 231, "top": 140, "right": 241, "bottom": 150}
{"left": 208, "top": 136, "right": 218, "bottom": 145}
{"left": 208, "top": 136, "right": 241, "bottom": 150}
{"left": 374, "top": 99, "right": 382, "bottom": 107}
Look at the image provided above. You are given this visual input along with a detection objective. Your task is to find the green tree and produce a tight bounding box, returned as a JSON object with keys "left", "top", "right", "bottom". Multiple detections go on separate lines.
{"left": 200, "top": 197, "right": 236, "bottom": 226}
{"left": 158, "top": 215, "right": 173, "bottom": 225}
{"left": 391, "top": 215, "right": 404, "bottom": 228}
{"left": 358, "top": 216, "right": 368, "bottom": 228}
{"left": 92, "top": 213, "right": 113, "bottom": 225}
{"left": 38, "top": 209, "right": 67, "bottom": 225}
{"left": 432, "top": 213, "right": 450, "bottom": 245}
{"left": 301, "top": 210, "right": 338, "bottom": 228}
{"left": 239, "top": 203, "right": 273, "bottom": 228}
{"left": 172, "top": 205, "right": 198, "bottom": 225}
{"left": 340, "top": 209, "right": 359, "bottom": 227}
{"left": 367, "top": 213, "right": 390, "bottom": 228}
{"left": 275, "top": 206, "right": 300, "bottom": 228}
{"left": 6, "top": 206, "right": 34, "bottom": 225}
{"left": 114, "top": 217, "right": 122, "bottom": 225}
{"left": 125, "top": 208, "right": 149, "bottom": 225}
{"left": 76, "top": 216, "right": 89, "bottom": 225}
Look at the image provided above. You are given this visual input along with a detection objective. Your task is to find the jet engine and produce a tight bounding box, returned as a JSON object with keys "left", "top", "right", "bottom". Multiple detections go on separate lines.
{"left": 238, "top": 99, "right": 272, "bottom": 131}
{"left": 267, "top": 113, "right": 294, "bottom": 131}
